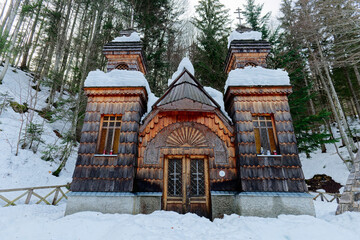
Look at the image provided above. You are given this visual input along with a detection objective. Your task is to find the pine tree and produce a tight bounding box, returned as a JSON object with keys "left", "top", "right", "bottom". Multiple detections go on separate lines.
{"left": 241, "top": 0, "right": 271, "bottom": 39}
{"left": 127, "top": 0, "right": 186, "bottom": 95}
{"left": 192, "top": 0, "right": 230, "bottom": 91}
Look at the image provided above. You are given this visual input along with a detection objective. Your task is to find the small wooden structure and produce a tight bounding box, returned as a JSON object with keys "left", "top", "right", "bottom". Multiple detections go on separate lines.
{"left": 66, "top": 29, "right": 314, "bottom": 219}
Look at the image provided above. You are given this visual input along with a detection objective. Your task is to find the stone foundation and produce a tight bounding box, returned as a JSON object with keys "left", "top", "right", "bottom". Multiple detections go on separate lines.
{"left": 65, "top": 192, "right": 162, "bottom": 216}
{"left": 65, "top": 191, "right": 315, "bottom": 219}
{"left": 211, "top": 191, "right": 315, "bottom": 219}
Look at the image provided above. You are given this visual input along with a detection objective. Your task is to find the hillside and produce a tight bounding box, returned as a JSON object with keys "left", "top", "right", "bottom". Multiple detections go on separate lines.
{"left": 0, "top": 65, "right": 76, "bottom": 189}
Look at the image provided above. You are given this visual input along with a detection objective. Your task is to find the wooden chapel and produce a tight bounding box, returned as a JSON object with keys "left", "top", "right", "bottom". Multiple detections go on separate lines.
{"left": 65, "top": 29, "right": 315, "bottom": 219}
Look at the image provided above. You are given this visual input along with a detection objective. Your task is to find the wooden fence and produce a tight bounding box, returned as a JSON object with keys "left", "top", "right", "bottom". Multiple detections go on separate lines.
{"left": 311, "top": 191, "right": 342, "bottom": 203}
{"left": 0, "top": 184, "right": 70, "bottom": 207}
{"left": 0, "top": 184, "right": 341, "bottom": 207}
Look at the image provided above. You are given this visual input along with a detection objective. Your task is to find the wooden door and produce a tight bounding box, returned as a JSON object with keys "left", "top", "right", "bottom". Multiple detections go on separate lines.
{"left": 163, "top": 155, "right": 211, "bottom": 218}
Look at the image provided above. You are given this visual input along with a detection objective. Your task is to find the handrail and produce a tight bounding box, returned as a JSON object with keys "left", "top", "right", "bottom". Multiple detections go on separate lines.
{"left": 0, "top": 183, "right": 71, "bottom": 207}
{"left": 310, "top": 191, "right": 341, "bottom": 203}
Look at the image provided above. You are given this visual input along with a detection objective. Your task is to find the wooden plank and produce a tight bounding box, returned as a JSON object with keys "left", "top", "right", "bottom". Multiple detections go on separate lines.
{"left": 25, "top": 189, "right": 33, "bottom": 204}
{"left": 0, "top": 194, "right": 16, "bottom": 206}
{"left": 0, "top": 184, "right": 69, "bottom": 192}
{"left": 4, "top": 191, "right": 28, "bottom": 207}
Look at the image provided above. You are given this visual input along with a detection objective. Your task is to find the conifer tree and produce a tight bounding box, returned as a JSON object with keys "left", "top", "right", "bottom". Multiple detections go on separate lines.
{"left": 192, "top": 0, "right": 230, "bottom": 91}
{"left": 242, "top": 0, "right": 271, "bottom": 39}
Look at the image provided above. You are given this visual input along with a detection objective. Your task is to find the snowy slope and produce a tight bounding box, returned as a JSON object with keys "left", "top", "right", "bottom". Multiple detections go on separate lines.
{"left": 0, "top": 65, "right": 76, "bottom": 189}
{"left": 0, "top": 202, "right": 359, "bottom": 240}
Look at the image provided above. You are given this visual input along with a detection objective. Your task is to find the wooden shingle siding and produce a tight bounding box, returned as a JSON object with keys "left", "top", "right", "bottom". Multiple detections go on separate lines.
{"left": 71, "top": 87, "right": 147, "bottom": 192}
{"left": 226, "top": 86, "right": 308, "bottom": 192}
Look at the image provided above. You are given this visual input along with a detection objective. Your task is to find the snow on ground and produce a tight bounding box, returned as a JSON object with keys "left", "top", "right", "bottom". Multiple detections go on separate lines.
{"left": 0, "top": 201, "right": 359, "bottom": 240}
{"left": 0, "top": 65, "right": 76, "bottom": 189}
{"left": 300, "top": 143, "right": 350, "bottom": 186}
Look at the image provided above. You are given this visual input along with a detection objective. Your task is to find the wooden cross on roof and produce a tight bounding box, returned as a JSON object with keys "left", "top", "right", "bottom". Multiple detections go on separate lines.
{"left": 234, "top": 7, "right": 243, "bottom": 26}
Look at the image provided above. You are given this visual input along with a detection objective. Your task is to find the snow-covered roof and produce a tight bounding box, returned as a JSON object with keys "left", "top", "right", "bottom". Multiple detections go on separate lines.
{"left": 224, "top": 67, "right": 291, "bottom": 92}
{"left": 167, "top": 57, "right": 195, "bottom": 86}
{"left": 112, "top": 32, "right": 141, "bottom": 42}
{"left": 204, "top": 87, "right": 231, "bottom": 120}
{"left": 84, "top": 69, "right": 151, "bottom": 94}
{"left": 228, "top": 30, "right": 262, "bottom": 48}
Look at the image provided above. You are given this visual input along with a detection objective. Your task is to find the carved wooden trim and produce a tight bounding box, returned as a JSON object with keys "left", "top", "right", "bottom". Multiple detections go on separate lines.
{"left": 166, "top": 127, "right": 207, "bottom": 147}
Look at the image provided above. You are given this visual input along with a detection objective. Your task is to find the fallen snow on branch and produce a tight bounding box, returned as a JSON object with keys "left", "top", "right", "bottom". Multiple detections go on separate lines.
{"left": 225, "top": 67, "right": 291, "bottom": 92}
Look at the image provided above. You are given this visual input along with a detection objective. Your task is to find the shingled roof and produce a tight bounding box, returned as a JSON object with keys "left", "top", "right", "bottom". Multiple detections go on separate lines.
{"left": 155, "top": 69, "right": 220, "bottom": 110}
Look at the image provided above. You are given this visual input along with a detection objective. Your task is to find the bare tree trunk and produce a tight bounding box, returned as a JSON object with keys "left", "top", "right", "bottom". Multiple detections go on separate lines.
{"left": 53, "top": 3, "right": 102, "bottom": 176}
{"left": 350, "top": 98, "right": 358, "bottom": 117}
{"left": 0, "top": 0, "right": 9, "bottom": 26}
{"left": 324, "top": 119, "right": 351, "bottom": 171}
{"left": 59, "top": 2, "right": 80, "bottom": 98}
{"left": 311, "top": 54, "right": 356, "bottom": 163}
{"left": 13, "top": 14, "right": 31, "bottom": 67}
{"left": 46, "top": 0, "right": 68, "bottom": 108}
{"left": 354, "top": 65, "right": 360, "bottom": 87}
{"left": 27, "top": 13, "right": 46, "bottom": 69}
{"left": 0, "top": 0, "right": 26, "bottom": 83}
{"left": 316, "top": 40, "right": 357, "bottom": 155}
{"left": 21, "top": 0, "right": 43, "bottom": 70}
{"left": 0, "top": 0, "right": 13, "bottom": 36}
{"left": 0, "top": 0, "right": 21, "bottom": 59}
{"left": 345, "top": 68, "right": 360, "bottom": 117}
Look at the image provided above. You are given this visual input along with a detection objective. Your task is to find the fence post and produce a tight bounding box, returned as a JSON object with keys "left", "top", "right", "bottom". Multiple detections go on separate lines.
{"left": 52, "top": 187, "right": 60, "bottom": 205}
{"left": 25, "top": 189, "right": 33, "bottom": 204}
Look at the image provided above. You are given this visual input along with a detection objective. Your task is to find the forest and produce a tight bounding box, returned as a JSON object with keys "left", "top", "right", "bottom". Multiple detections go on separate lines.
{"left": 0, "top": 0, "right": 359, "bottom": 175}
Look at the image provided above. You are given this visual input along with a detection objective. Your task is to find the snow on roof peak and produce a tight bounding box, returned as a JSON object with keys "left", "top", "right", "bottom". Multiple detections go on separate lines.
{"left": 168, "top": 57, "right": 195, "bottom": 86}
{"left": 112, "top": 32, "right": 141, "bottom": 42}
{"left": 228, "top": 30, "right": 262, "bottom": 48}
{"left": 84, "top": 69, "right": 151, "bottom": 94}
{"left": 224, "top": 66, "right": 291, "bottom": 92}
{"left": 204, "top": 86, "right": 231, "bottom": 121}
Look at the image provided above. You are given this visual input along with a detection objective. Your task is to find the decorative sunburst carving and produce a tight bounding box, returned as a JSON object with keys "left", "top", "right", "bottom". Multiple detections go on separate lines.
{"left": 166, "top": 127, "right": 207, "bottom": 147}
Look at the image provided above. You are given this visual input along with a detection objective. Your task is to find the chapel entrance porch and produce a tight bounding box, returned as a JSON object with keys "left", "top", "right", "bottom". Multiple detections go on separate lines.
{"left": 163, "top": 155, "right": 211, "bottom": 218}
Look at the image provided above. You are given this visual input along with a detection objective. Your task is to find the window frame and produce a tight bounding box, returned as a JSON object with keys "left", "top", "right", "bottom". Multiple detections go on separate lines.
{"left": 96, "top": 114, "right": 122, "bottom": 155}
{"left": 252, "top": 114, "right": 279, "bottom": 155}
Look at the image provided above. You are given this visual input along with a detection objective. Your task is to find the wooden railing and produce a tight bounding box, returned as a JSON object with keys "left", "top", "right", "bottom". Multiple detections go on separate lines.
{"left": 311, "top": 191, "right": 342, "bottom": 203}
{"left": 0, "top": 184, "right": 70, "bottom": 207}
{"left": 0, "top": 185, "right": 341, "bottom": 207}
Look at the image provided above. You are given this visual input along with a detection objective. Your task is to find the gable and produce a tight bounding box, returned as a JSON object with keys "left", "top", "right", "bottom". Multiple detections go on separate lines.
{"left": 155, "top": 69, "right": 220, "bottom": 109}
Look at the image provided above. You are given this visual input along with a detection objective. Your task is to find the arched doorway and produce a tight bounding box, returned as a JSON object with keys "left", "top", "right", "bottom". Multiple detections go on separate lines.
{"left": 163, "top": 126, "right": 210, "bottom": 217}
